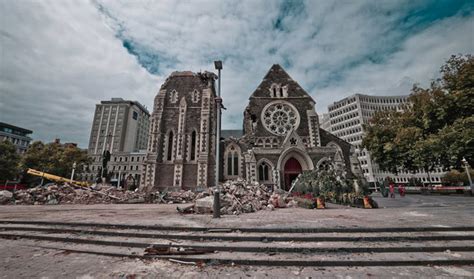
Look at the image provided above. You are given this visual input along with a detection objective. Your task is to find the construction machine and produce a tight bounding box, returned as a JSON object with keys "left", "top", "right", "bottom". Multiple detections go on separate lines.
{"left": 26, "top": 168, "right": 90, "bottom": 187}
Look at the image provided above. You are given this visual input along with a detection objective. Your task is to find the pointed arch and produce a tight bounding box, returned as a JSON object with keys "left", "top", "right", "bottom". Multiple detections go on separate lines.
{"left": 169, "top": 89, "right": 178, "bottom": 103}
{"left": 190, "top": 130, "right": 197, "bottom": 161}
{"left": 257, "top": 158, "right": 274, "bottom": 183}
{"left": 165, "top": 130, "right": 175, "bottom": 161}
{"left": 326, "top": 141, "right": 342, "bottom": 152}
{"left": 316, "top": 157, "right": 334, "bottom": 171}
{"left": 224, "top": 143, "right": 241, "bottom": 179}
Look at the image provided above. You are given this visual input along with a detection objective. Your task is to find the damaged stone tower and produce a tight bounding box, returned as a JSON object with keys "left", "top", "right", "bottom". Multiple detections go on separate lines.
{"left": 141, "top": 71, "right": 217, "bottom": 192}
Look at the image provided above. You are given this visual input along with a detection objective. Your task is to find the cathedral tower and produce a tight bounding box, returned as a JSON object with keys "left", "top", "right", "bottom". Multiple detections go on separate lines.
{"left": 141, "top": 71, "right": 217, "bottom": 191}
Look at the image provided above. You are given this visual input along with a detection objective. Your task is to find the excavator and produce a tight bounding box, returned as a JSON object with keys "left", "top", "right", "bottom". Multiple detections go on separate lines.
{"left": 26, "top": 168, "right": 90, "bottom": 187}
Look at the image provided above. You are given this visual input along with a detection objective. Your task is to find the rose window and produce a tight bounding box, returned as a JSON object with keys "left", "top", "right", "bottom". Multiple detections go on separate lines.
{"left": 261, "top": 102, "right": 300, "bottom": 136}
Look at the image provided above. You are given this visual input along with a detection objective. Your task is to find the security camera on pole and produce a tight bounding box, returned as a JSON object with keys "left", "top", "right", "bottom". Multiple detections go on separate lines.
{"left": 213, "top": 60, "right": 223, "bottom": 218}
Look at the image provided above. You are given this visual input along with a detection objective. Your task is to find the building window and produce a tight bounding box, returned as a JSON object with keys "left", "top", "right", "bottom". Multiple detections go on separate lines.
{"left": 132, "top": 111, "right": 138, "bottom": 120}
{"left": 170, "top": 89, "right": 178, "bottom": 103}
{"left": 261, "top": 101, "right": 300, "bottom": 136}
{"left": 226, "top": 145, "right": 239, "bottom": 176}
{"left": 318, "top": 160, "right": 332, "bottom": 171}
{"left": 191, "top": 89, "right": 200, "bottom": 103}
{"left": 190, "top": 130, "right": 197, "bottom": 161}
{"left": 166, "top": 130, "right": 174, "bottom": 161}
{"left": 258, "top": 162, "right": 270, "bottom": 182}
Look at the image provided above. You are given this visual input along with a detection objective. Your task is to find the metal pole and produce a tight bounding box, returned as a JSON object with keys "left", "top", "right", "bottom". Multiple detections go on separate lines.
{"left": 70, "top": 162, "right": 76, "bottom": 183}
{"left": 118, "top": 171, "right": 121, "bottom": 189}
{"left": 463, "top": 158, "right": 473, "bottom": 192}
{"left": 213, "top": 61, "right": 222, "bottom": 218}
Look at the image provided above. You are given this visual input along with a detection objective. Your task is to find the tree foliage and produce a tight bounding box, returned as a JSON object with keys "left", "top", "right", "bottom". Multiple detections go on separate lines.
{"left": 442, "top": 169, "right": 474, "bottom": 186}
{"left": 21, "top": 141, "right": 91, "bottom": 182}
{"left": 363, "top": 54, "right": 474, "bottom": 173}
{"left": 0, "top": 140, "right": 20, "bottom": 181}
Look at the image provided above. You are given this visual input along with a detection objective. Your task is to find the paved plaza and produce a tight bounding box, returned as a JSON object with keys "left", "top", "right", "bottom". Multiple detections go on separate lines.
{"left": 0, "top": 193, "right": 473, "bottom": 278}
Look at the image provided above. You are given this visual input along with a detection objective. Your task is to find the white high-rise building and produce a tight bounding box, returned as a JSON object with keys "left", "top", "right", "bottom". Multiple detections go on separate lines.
{"left": 88, "top": 98, "right": 150, "bottom": 155}
{"left": 319, "top": 113, "right": 331, "bottom": 131}
{"left": 84, "top": 98, "right": 150, "bottom": 185}
{"left": 326, "top": 93, "right": 445, "bottom": 184}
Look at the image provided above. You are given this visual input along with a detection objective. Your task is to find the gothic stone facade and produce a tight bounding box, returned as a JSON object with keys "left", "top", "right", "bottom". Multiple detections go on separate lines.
{"left": 141, "top": 65, "right": 361, "bottom": 191}
{"left": 141, "top": 71, "right": 217, "bottom": 192}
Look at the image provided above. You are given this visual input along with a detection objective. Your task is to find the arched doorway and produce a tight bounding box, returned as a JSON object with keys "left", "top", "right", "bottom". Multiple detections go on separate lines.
{"left": 283, "top": 158, "right": 302, "bottom": 190}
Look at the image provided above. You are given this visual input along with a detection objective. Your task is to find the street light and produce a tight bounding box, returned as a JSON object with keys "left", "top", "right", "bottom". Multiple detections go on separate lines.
{"left": 461, "top": 157, "right": 473, "bottom": 193}
{"left": 213, "top": 60, "right": 223, "bottom": 219}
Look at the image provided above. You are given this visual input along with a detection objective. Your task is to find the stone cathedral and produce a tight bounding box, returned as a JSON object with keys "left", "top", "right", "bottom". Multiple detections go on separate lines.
{"left": 141, "top": 65, "right": 360, "bottom": 192}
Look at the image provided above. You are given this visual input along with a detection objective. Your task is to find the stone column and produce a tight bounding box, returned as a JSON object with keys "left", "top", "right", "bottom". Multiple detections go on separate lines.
{"left": 196, "top": 88, "right": 212, "bottom": 188}
{"left": 140, "top": 90, "right": 165, "bottom": 191}
{"left": 307, "top": 109, "right": 321, "bottom": 147}
{"left": 173, "top": 97, "right": 187, "bottom": 188}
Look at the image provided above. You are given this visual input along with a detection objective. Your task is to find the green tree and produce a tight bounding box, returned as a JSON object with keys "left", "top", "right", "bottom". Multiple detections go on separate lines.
{"left": 363, "top": 54, "right": 474, "bottom": 173}
{"left": 21, "top": 141, "right": 91, "bottom": 182}
{"left": 0, "top": 141, "right": 20, "bottom": 181}
{"left": 442, "top": 169, "right": 474, "bottom": 186}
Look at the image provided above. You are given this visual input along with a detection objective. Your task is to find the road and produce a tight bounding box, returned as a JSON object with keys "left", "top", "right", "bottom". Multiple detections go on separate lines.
{"left": 372, "top": 192, "right": 473, "bottom": 208}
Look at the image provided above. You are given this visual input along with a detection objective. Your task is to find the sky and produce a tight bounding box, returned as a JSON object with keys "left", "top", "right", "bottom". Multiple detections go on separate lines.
{"left": 0, "top": 0, "right": 473, "bottom": 147}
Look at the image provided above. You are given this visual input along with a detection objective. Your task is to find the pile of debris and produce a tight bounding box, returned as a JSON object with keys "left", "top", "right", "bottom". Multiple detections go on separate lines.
{"left": 0, "top": 184, "right": 201, "bottom": 206}
{"left": 1, "top": 184, "right": 146, "bottom": 205}
{"left": 148, "top": 190, "right": 196, "bottom": 204}
{"left": 178, "top": 179, "right": 282, "bottom": 215}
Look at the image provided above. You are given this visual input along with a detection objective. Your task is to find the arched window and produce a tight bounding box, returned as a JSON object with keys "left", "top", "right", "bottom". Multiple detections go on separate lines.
{"left": 190, "top": 130, "right": 197, "bottom": 161}
{"left": 167, "top": 131, "right": 174, "bottom": 161}
{"left": 191, "top": 89, "right": 200, "bottom": 103}
{"left": 258, "top": 162, "right": 270, "bottom": 182}
{"left": 226, "top": 145, "right": 239, "bottom": 177}
{"left": 318, "top": 160, "right": 332, "bottom": 171}
{"left": 170, "top": 90, "right": 178, "bottom": 103}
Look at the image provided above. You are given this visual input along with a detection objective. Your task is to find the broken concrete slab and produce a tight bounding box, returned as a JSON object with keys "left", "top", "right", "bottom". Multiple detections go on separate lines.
{"left": 0, "top": 190, "right": 13, "bottom": 204}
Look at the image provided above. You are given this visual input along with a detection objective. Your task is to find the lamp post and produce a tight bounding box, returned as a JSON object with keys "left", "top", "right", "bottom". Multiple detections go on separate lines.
{"left": 213, "top": 60, "right": 223, "bottom": 219}
{"left": 461, "top": 157, "right": 473, "bottom": 193}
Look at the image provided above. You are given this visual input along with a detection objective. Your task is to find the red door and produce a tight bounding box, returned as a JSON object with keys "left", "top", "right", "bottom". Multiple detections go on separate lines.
{"left": 284, "top": 158, "right": 302, "bottom": 190}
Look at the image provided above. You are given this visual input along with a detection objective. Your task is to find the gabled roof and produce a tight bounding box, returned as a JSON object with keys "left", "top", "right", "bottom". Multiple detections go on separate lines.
{"left": 249, "top": 64, "right": 315, "bottom": 103}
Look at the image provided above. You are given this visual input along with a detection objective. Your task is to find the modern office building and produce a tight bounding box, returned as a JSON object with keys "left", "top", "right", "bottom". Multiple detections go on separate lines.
{"left": 85, "top": 98, "right": 150, "bottom": 185}
{"left": 326, "top": 93, "right": 445, "bottom": 184}
{"left": 88, "top": 98, "right": 150, "bottom": 155}
{"left": 0, "top": 122, "right": 33, "bottom": 154}
{"left": 319, "top": 113, "right": 331, "bottom": 131}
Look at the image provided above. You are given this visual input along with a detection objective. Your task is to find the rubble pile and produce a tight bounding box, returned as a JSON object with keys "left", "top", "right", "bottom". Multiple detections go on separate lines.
{"left": 0, "top": 184, "right": 200, "bottom": 205}
{"left": 180, "top": 179, "right": 276, "bottom": 215}
{"left": 151, "top": 190, "right": 196, "bottom": 204}
{"left": 4, "top": 184, "right": 146, "bottom": 205}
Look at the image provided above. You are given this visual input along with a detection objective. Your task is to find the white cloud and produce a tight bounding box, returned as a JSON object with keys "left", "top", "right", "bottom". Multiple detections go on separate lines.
{"left": 0, "top": 0, "right": 472, "bottom": 147}
{"left": 0, "top": 0, "right": 159, "bottom": 146}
